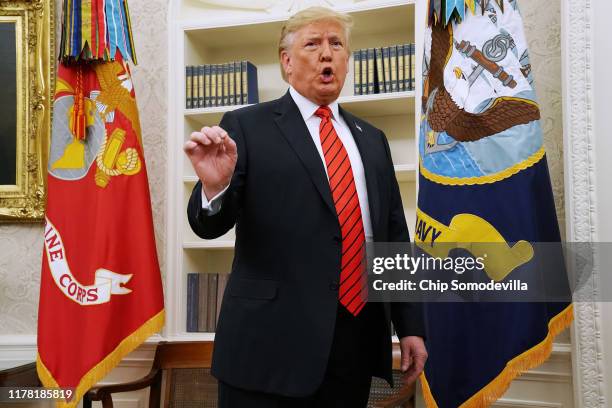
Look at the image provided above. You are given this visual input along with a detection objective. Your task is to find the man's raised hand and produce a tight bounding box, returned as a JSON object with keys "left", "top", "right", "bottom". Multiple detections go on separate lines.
{"left": 183, "top": 125, "right": 237, "bottom": 200}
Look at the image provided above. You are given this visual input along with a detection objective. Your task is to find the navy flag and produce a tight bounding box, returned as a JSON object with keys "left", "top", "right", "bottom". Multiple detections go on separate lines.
{"left": 418, "top": 1, "right": 573, "bottom": 406}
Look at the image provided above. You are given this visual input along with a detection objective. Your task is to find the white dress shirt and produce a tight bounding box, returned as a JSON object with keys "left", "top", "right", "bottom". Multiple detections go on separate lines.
{"left": 201, "top": 86, "right": 373, "bottom": 241}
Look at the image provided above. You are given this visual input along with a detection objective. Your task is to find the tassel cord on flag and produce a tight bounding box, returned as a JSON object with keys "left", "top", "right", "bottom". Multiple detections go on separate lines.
{"left": 36, "top": 310, "right": 164, "bottom": 408}
{"left": 420, "top": 304, "right": 574, "bottom": 408}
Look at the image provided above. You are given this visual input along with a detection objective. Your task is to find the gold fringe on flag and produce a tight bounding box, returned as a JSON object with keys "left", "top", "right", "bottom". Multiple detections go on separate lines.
{"left": 420, "top": 304, "right": 574, "bottom": 408}
{"left": 36, "top": 310, "right": 164, "bottom": 408}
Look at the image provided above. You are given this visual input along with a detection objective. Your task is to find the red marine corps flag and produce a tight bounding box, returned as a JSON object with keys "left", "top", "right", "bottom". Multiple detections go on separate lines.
{"left": 36, "top": 1, "right": 164, "bottom": 406}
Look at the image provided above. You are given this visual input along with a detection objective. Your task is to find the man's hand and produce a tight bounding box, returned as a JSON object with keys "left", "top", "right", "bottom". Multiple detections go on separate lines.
{"left": 184, "top": 126, "right": 237, "bottom": 200}
{"left": 399, "top": 336, "right": 428, "bottom": 384}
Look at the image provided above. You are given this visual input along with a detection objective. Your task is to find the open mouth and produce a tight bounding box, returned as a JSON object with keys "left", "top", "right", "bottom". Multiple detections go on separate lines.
{"left": 320, "top": 67, "right": 334, "bottom": 83}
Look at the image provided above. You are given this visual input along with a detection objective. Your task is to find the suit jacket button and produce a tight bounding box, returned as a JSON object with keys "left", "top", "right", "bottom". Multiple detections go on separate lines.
{"left": 329, "top": 282, "right": 339, "bottom": 291}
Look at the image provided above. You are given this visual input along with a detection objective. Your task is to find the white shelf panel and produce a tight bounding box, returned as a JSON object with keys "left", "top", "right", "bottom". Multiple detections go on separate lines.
{"left": 339, "top": 91, "right": 415, "bottom": 117}
{"left": 183, "top": 226, "right": 236, "bottom": 248}
{"left": 183, "top": 241, "right": 235, "bottom": 249}
{"left": 395, "top": 164, "right": 416, "bottom": 182}
{"left": 184, "top": 165, "right": 415, "bottom": 184}
{"left": 181, "top": 2, "right": 415, "bottom": 47}
{"left": 183, "top": 247, "right": 235, "bottom": 274}
{"left": 184, "top": 104, "right": 250, "bottom": 126}
{"left": 185, "top": 104, "right": 252, "bottom": 117}
{"left": 184, "top": 92, "right": 415, "bottom": 125}
{"left": 169, "top": 332, "right": 216, "bottom": 342}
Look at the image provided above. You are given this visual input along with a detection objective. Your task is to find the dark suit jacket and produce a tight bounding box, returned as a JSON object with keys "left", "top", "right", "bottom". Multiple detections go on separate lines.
{"left": 187, "top": 90, "right": 425, "bottom": 397}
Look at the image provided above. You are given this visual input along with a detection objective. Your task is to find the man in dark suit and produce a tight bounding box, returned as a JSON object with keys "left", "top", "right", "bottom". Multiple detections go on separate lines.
{"left": 184, "top": 6, "right": 427, "bottom": 407}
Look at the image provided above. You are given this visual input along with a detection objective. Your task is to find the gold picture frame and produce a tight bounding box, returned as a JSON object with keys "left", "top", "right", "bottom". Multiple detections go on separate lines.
{"left": 0, "top": 0, "right": 53, "bottom": 222}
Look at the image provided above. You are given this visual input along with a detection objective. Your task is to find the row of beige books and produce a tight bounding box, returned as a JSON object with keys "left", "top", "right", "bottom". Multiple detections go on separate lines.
{"left": 187, "top": 272, "right": 397, "bottom": 335}
{"left": 185, "top": 61, "right": 259, "bottom": 109}
{"left": 187, "top": 272, "right": 228, "bottom": 332}
{"left": 353, "top": 44, "right": 416, "bottom": 95}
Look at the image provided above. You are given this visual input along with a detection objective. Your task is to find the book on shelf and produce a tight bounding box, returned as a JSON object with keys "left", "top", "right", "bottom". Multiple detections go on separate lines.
{"left": 398, "top": 45, "right": 405, "bottom": 92}
{"left": 207, "top": 273, "right": 218, "bottom": 332}
{"left": 204, "top": 64, "right": 212, "bottom": 107}
{"left": 223, "top": 63, "right": 230, "bottom": 106}
{"left": 409, "top": 44, "right": 416, "bottom": 91}
{"left": 390, "top": 45, "right": 398, "bottom": 92}
{"left": 375, "top": 48, "right": 384, "bottom": 94}
{"left": 187, "top": 273, "right": 199, "bottom": 332}
{"left": 216, "top": 63, "right": 223, "bottom": 107}
{"left": 186, "top": 272, "right": 231, "bottom": 332}
{"left": 192, "top": 66, "right": 198, "bottom": 108}
{"left": 403, "top": 44, "right": 410, "bottom": 92}
{"left": 360, "top": 49, "right": 367, "bottom": 96}
{"left": 351, "top": 44, "right": 416, "bottom": 96}
{"left": 210, "top": 65, "right": 218, "bottom": 107}
{"left": 198, "top": 65, "right": 205, "bottom": 108}
{"left": 191, "top": 66, "right": 197, "bottom": 108}
{"left": 241, "top": 60, "right": 259, "bottom": 105}
{"left": 382, "top": 47, "right": 391, "bottom": 93}
{"left": 197, "top": 272, "right": 208, "bottom": 331}
{"left": 185, "top": 66, "right": 193, "bottom": 109}
{"left": 353, "top": 50, "right": 361, "bottom": 95}
{"left": 234, "top": 61, "right": 242, "bottom": 105}
{"left": 367, "top": 48, "right": 375, "bottom": 95}
{"left": 229, "top": 62, "right": 236, "bottom": 106}
{"left": 185, "top": 61, "right": 259, "bottom": 109}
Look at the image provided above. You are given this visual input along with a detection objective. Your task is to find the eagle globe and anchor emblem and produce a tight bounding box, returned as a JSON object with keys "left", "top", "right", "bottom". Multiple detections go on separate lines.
{"left": 45, "top": 62, "right": 142, "bottom": 306}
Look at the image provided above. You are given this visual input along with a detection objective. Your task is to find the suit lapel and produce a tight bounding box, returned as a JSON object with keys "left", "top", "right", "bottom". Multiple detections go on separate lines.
{"left": 274, "top": 92, "right": 336, "bottom": 216}
{"left": 340, "top": 106, "right": 382, "bottom": 238}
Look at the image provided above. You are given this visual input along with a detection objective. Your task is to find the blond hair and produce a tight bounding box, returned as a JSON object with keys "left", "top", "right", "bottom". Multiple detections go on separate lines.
{"left": 278, "top": 7, "right": 353, "bottom": 81}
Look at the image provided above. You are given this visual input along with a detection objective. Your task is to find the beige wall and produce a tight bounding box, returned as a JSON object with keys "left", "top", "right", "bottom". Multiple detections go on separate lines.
{"left": 0, "top": 0, "right": 564, "bottom": 335}
{"left": 0, "top": 0, "right": 169, "bottom": 335}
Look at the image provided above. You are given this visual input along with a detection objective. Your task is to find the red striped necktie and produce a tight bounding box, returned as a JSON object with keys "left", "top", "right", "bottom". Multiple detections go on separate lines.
{"left": 315, "top": 106, "right": 367, "bottom": 316}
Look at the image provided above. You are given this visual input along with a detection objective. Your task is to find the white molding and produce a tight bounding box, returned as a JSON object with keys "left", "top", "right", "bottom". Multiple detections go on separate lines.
{"left": 0, "top": 335, "right": 37, "bottom": 346}
{"left": 183, "top": 92, "right": 416, "bottom": 125}
{"left": 180, "top": 0, "right": 415, "bottom": 30}
{"left": 0, "top": 340, "right": 158, "bottom": 368}
{"left": 492, "top": 399, "right": 562, "bottom": 408}
{"left": 165, "top": 1, "right": 183, "bottom": 339}
{"left": 562, "top": 0, "right": 607, "bottom": 406}
{"left": 183, "top": 241, "right": 235, "bottom": 249}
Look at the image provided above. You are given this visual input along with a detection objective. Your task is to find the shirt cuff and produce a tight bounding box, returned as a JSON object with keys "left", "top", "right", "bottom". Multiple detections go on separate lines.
{"left": 201, "top": 184, "right": 229, "bottom": 215}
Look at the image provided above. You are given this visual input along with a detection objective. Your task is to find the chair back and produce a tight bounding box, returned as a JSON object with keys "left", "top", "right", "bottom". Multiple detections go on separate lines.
{"left": 86, "top": 341, "right": 414, "bottom": 408}
{"left": 154, "top": 342, "right": 217, "bottom": 408}
{"left": 367, "top": 344, "right": 415, "bottom": 408}
{"left": 0, "top": 362, "right": 41, "bottom": 387}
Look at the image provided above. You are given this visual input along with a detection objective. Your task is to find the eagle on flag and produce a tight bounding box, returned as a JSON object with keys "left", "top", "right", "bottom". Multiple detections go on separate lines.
{"left": 418, "top": 1, "right": 573, "bottom": 407}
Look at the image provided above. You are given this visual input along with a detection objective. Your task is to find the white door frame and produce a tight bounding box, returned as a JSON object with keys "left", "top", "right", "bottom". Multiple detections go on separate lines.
{"left": 563, "top": 0, "right": 609, "bottom": 406}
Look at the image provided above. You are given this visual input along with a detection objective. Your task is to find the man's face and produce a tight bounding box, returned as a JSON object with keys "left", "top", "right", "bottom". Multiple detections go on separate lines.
{"left": 281, "top": 20, "right": 349, "bottom": 106}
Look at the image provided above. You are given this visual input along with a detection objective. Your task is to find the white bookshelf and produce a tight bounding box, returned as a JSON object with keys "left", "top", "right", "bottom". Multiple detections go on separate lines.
{"left": 167, "top": 0, "right": 424, "bottom": 340}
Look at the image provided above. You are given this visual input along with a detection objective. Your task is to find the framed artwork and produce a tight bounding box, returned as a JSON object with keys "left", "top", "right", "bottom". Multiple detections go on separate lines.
{"left": 0, "top": 0, "right": 53, "bottom": 222}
